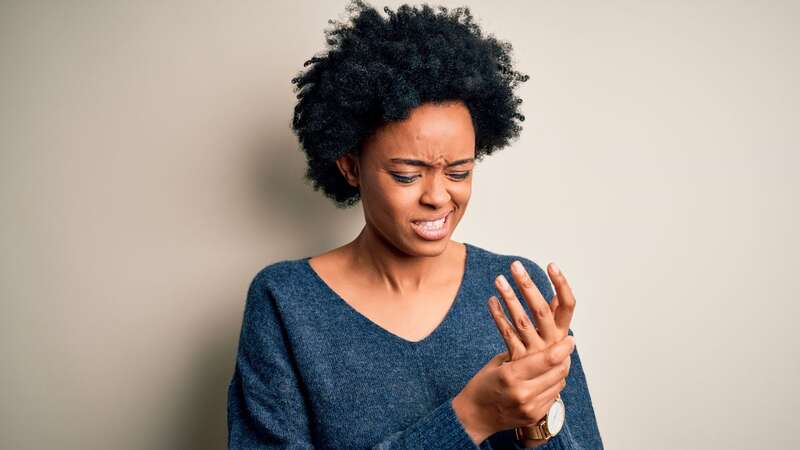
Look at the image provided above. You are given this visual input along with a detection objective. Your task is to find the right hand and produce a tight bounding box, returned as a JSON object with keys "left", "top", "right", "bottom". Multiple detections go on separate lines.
{"left": 452, "top": 335, "right": 575, "bottom": 444}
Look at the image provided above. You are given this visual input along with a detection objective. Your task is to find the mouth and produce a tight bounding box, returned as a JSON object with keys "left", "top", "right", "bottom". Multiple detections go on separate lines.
{"left": 410, "top": 209, "right": 454, "bottom": 241}
{"left": 412, "top": 209, "right": 454, "bottom": 225}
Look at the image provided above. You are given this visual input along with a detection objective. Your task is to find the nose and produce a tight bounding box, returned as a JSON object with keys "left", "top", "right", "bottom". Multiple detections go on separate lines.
{"left": 419, "top": 171, "right": 452, "bottom": 208}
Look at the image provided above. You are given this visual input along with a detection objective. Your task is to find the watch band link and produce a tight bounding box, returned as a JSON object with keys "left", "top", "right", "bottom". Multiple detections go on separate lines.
{"left": 514, "top": 419, "right": 551, "bottom": 441}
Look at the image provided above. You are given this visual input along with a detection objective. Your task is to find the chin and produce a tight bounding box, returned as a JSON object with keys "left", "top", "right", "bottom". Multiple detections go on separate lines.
{"left": 407, "top": 227, "right": 456, "bottom": 256}
{"left": 407, "top": 240, "right": 450, "bottom": 258}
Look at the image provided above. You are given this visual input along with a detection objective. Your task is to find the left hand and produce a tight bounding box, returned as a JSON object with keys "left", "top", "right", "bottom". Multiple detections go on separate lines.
{"left": 489, "top": 260, "right": 576, "bottom": 361}
{"left": 487, "top": 260, "right": 577, "bottom": 447}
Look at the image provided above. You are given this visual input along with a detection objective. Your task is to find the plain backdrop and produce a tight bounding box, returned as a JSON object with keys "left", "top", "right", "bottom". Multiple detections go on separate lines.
{"left": 1, "top": 1, "right": 798, "bottom": 449}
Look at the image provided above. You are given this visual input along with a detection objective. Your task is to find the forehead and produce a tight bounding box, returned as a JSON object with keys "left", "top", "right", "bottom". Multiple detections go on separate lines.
{"left": 363, "top": 101, "right": 476, "bottom": 163}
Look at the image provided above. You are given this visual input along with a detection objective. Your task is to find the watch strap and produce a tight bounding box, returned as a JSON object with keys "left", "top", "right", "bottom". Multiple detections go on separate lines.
{"left": 514, "top": 394, "right": 562, "bottom": 441}
{"left": 514, "top": 419, "right": 551, "bottom": 441}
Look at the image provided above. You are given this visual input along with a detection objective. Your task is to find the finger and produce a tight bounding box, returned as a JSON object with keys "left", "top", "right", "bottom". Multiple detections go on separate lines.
{"left": 495, "top": 274, "right": 547, "bottom": 350}
{"left": 495, "top": 273, "right": 545, "bottom": 351}
{"left": 492, "top": 351, "right": 511, "bottom": 366}
{"left": 548, "top": 294, "right": 566, "bottom": 341}
{"left": 548, "top": 262, "right": 576, "bottom": 333}
{"left": 507, "top": 335, "right": 575, "bottom": 381}
{"left": 549, "top": 294, "right": 560, "bottom": 315}
{"left": 488, "top": 296, "right": 527, "bottom": 360}
{"left": 509, "top": 261, "right": 559, "bottom": 344}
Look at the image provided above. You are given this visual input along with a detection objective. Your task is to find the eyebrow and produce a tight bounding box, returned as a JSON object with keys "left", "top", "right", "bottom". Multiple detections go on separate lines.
{"left": 389, "top": 158, "right": 475, "bottom": 168}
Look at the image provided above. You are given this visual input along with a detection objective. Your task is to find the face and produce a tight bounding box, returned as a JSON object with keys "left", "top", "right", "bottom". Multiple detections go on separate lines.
{"left": 337, "top": 100, "right": 476, "bottom": 257}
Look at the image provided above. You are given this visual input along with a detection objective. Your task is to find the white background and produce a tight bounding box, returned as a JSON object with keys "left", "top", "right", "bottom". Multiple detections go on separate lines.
{"left": 2, "top": 1, "right": 798, "bottom": 448}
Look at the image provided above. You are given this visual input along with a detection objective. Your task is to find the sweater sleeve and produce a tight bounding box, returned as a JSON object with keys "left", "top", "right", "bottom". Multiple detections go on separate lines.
{"left": 227, "top": 270, "right": 487, "bottom": 450}
{"left": 227, "top": 270, "right": 315, "bottom": 449}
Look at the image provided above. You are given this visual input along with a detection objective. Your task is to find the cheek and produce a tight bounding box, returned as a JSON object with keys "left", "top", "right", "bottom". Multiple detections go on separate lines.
{"left": 366, "top": 182, "right": 417, "bottom": 221}
{"left": 385, "top": 189, "right": 420, "bottom": 220}
{"left": 454, "top": 180, "right": 472, "bottom": 203}
{"left": 451, "top": 183, "right": 472, "bottom": 222}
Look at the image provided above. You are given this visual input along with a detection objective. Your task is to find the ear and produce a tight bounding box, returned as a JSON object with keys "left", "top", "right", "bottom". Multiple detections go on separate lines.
{"left": 335, "top": 152, "right": 360, "bottom": 188}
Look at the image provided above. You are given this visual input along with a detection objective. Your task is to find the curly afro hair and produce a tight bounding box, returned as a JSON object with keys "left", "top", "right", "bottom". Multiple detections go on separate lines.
{"left": 290, "top": 0, "right": 530, "bottom": 208}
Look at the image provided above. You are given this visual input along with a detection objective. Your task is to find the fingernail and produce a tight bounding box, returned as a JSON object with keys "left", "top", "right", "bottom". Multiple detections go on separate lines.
{"left": 551, "top": 262, "right": 561, "bottom": 276}
{"left": 496, "top": 274, "right": 510, "bottom": 290}
{"left": 511, "top": 260, "right": 524, "bottom": 273}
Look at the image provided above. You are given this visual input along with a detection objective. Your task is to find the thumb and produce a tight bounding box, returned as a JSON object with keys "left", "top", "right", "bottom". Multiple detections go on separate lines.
{"left": 491, "top": 351, "right": 511, "bottom": 366}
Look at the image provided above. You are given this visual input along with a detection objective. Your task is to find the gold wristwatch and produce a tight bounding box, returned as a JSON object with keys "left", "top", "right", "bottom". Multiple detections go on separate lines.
{"left": 514, "top": 395, "right": 565, "bottom": 441}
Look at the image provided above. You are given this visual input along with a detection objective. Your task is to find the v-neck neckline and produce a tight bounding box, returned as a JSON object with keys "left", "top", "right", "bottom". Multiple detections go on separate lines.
{"left": 302, "top": 242, "right": 472, "bottom": 346}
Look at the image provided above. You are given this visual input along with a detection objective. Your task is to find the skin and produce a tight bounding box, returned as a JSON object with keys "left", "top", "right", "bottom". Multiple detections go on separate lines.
{"left": 307, "top": 99, "right": 578, "bottom": 447}
{"left": 479, "top": 260, "right": 578, "bottom": 447}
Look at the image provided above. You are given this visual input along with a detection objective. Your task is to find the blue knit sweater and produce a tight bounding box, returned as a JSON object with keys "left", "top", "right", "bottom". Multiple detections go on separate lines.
{"left": 227, "top": 242, "right": 603, "bottom": 449}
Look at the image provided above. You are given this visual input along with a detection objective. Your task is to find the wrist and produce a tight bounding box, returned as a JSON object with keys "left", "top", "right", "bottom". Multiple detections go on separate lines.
{"left": 452, "top": 392, "right": 493, "bottom": 445}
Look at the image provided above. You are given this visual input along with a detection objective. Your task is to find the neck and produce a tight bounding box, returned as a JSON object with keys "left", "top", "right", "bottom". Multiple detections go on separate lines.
{"left": 345, "top": 223, "right": 459, "bottom": 296}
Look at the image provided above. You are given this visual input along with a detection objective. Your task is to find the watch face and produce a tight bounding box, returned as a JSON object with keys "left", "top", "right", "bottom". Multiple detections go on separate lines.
{"left": 546, "top": 397, "right": 565, "bottom": 435}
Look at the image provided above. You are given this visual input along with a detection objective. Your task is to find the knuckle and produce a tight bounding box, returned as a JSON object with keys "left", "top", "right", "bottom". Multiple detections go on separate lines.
{"left": 536, "top": 305, "right": 551, "bottom": 317}
{"left": 511, "top": 389, "right": 527, "bottom": 407}
{"left": 498, "top": 366, "right": 514, "bottom": 387}
{"left": 559, "top": 364, "right": 569, "bottom": 378}
{"left": 547, "top": 350, "right": 562, "bottom": 366}
{"left": 516, "top": 315, "right": 530, "bottom": 330}
{"left": 520, "top": 276, "right": 535, "bottom": 289}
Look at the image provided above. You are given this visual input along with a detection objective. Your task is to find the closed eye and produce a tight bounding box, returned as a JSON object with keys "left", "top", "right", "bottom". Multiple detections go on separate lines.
{"left": 390, "top": 173, "right": 418, "bottom": 184}
{"left": 389, "top": 171, "right": 471, "bottom": 184}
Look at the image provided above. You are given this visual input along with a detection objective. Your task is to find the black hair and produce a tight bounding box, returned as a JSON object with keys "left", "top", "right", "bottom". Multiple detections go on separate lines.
{"left": 290, "top": 0, "right": 530, "bottom": 208}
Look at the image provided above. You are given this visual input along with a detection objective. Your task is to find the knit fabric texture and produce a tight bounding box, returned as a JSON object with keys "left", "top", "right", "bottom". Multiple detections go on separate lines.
{"left": 227, "top": 242, "right": 604, "bottom": 449}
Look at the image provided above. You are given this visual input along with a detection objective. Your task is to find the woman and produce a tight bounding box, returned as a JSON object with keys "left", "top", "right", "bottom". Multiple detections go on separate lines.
{"left": 227, "top": 1, "right": 603, "bottom": 449}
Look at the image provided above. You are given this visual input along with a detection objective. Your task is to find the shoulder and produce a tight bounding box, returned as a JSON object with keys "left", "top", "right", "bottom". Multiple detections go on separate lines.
{"left": 236, "top": 257, "right": 328, "bottom": 337}
{"left": 243, "top": 257, "right": 311, "bottom": 307}
{"left": 465, "top": 242, "right": 554, "bottom": 301}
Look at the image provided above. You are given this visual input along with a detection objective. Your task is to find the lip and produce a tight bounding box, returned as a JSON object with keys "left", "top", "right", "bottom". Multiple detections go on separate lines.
{"left": 410, "top": 209, "right": 454, "bottom": 241}
{"left": 412, "top": 209, "right": 454, "bottom": 224}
